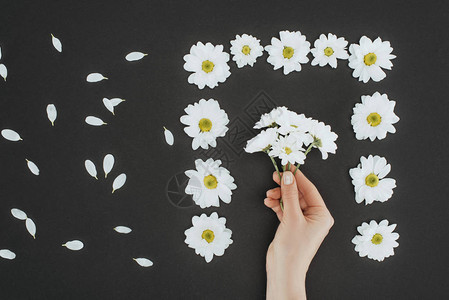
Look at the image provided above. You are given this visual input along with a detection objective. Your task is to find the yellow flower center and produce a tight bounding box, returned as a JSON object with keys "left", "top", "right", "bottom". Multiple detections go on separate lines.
{"left": 365, "top": 173, "right": 379, "bottom": 187}
{"left": 242, "top": 45, "right": 251, "bottom": 55}
{"left": 371, "top": 233, "right": 383, "bottom": 245}
{"left": 284, "top": 147, "right": 292, "bottom": 154}
{"left": 198, "top": 118, "right": 212, "bottom": 132}
{"left": 324, "top": 47, "right": 334, "bottom": 57}
{"left": 364, "top": 53, "right": 377, "bottom": 66}
{"left": 283, "top": 46, "right": 294, "bottom": 59}
{"left": 202, "top": 229, "right": 215, "bottom": 243}
{"left": 202, "top": 60, "right": 214, "bottom": 73}
{"left": 203, "top": 175, "right": 218, "bottom": 189}
{"left": 366, "top": 112, "right": 382, "bottom": 127}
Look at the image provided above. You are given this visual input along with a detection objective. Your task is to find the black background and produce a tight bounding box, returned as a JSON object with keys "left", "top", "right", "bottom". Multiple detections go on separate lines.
{"left": 1, "top": 0, "right": 448, "bottom": 299}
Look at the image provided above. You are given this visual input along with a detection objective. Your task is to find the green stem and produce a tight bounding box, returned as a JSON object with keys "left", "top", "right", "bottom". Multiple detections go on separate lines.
{"left": 267, "top": 153, "right": 284, "bottom": 211}
{"left": 293, "top": 143, "right": 314, "bottom": 175}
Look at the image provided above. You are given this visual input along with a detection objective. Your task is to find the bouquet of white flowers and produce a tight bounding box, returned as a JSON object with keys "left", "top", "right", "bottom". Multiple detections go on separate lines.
{"left": 244, "top": 106, "right": 338, "bottom": 209}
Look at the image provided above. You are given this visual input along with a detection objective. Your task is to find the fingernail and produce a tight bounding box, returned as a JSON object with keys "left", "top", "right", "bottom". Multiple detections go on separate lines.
{"left": 283, "top": 171, "right": 293, "bottom": 185}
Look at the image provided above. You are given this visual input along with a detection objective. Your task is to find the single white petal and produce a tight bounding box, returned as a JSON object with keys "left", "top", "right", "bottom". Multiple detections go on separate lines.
{"left": 11, "top": 208, "right": 27, "bottom": 220}
{"left": 0, "top": 249, "right": 16, "bottom": 260}
{"left": 26, "top": 159, "right": 40, "bottom": 175}
{"left": 85, "top": 116, "right": 107, "bottom": 126}
{"left": 0, "top": 46, "right": 2, "bottom": 60}
{"left": 86, "top": 73, "right": 108, "bottom": 82}
{"left": 163, "top": 127, "right": 174, "bottom": 145}
{"left": 85, "top": 160, "right": 98, "bottom": 179}
{"left": 0, "top": 64, "right": 7, "bottom": 81}
{"left": 1, "top": 129, "right": 22, "bottom": 141}
{"left": 112, "top": 173, "right": 126, "bottom": 193}
{"left": 109, "top": 98, "right": 125, "bottom": 106}
{"left": 51, "top": 34, "right": 62, "bottom": 52}
{"left": 103, "top": 154, "right": 114, "bottom": 178}
{"left": 62, "top": 240, "right": 84, "bottom": 251}
{"left": 133, "top": 257, "right": 153, "bottom": 267}
{"left": 114, "top": 226, "right": 132, "bottom": 234}
{"left": 102, "top": 98, "right": 115, "bottom": 115}
{"left": 46, "top": 104, "right": 57, "bottom": 126}
{"left": 25, "top": 218, "right": 36, "bottom": 239}
{"left": 125, "top": 52, "right": 148, "bottom": 61}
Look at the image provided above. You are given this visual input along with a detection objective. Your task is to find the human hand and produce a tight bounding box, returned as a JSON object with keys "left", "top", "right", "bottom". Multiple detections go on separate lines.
{"left": 264, "top": 165, "right": 334, "bottom": 300}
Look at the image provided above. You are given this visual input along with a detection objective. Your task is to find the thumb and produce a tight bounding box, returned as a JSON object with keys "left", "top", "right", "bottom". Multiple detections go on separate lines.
{"left": 281, "top": 171, "right": 302, "bottom": 218}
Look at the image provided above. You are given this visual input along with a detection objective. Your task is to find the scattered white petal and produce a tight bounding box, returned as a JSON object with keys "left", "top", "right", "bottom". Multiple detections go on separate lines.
{"left": 103, "top": 154, "right": 114, "bottom": 178}
{"left": 85, "top": 160, "right": 98, "bottom": 179}
{"left": 125, "top": 52, "right": 148, "bottom": 61}
{"left": 85, "top": 116, "right": 107, "bottom": 126}
{"left": 114, "top": 226, "right": 132, "bottom": 234}
{"left": 112, "top": 173, "right": 126, "bottom": 193}
{"left": 0, "top": 249, "right": 16, "bottom": 260}
{"left": 25, "top": 218, "right": 36, "bottom": 239}
{"left": 46, "top": 104, "right": 57, "bottom": 126}
{"left": 163, "top": 127, "right": 174, "bottom": 145}
{"left": 26, "top": 159, "right": 40, "bottom": 175}
{"left": 62, "top": 240, "right": 84, "bottom": 251}
{"left": 1, "top": 129, "right": 22, "bottom": 141}
{"left": 0, "top": 64, "right": 7, "bottom": 81}
{"left": 86, "top": 73, "right": 108, "bottom": 82}
{"left": 133, "top": 257, "right": 153, "bottom": 267}
{"left": 109, "top": 98, "right": 125, "bottom": 106}
{"left": 51, "top": 34, "right": 62, "bottom": 52}
{"left": 11, "top": 208, "right": 27, "bottom": 220}
{"left": 102, "top": 98, "right": 115, "bottom": 115}
{"left": 0, "top": 46, "right": 2, "bottom": 60}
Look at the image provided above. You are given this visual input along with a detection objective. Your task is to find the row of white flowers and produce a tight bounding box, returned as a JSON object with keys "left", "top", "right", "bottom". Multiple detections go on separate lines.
{"left": 183, "top": 31, "right": 395, "bottom": 89}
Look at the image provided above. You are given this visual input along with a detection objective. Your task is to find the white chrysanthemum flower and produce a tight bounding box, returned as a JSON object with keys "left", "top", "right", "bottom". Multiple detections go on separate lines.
{"left": 254, "top": 106, "right": 289, "bottom": 129}
{"left": 244, "top": 128, "right": 278, "bottom": 153}
{"left": 348, "top": 36, "right": 396, "bottom": 83}
{"left": 276, "top": 110, "right": 313, "bottom": 136}
{"left": 351, "top": 92, "right": 400, "bottom": 141}
{"left": 183, "top": 42, "right": 231, "bottom": 89}
{"left": 349, "top": 155, "right": 396, "bottom": 205}
{"left": 265, "top": 30, "right": 311, "bottom": 75}
{"left": 352, "top": 220, "right": 399, "bottom": 262}
{"left": 180, "top": 99, "right": 229, "bottom": 150}
{"left": 230, "top": 34, "right": 264, "bottom": 68}
{"left": 307, "top": 120, "right": 338, "bottom": 159}
{"left": 311, "top": 33, "right": 349, "bottom": 68}
{"left": 184, "top": 212, "right": 233, "bottom": 263}
{"left": 269, "top": 134, "right": 306, "bottom": 165}
{"left": 185, "top": 158, "right": 237, "bottom": 209}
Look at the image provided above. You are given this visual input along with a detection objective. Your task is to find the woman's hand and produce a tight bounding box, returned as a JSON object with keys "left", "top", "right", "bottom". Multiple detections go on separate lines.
{"left": 264, "top": 165, "right": 334, "bottom": 300}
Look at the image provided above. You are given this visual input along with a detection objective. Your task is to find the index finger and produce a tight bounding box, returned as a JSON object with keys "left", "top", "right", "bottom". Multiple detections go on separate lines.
{"left": 289, "top": 165, "right": 327, "bottom": 208}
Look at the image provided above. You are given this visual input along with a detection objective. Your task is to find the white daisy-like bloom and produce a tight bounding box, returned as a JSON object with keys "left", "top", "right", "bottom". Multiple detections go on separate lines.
{"left": 244, "top": 128, "right": 278, "bottom": 153}
{"left": 269, "top": 134, "right": 306, "bottom": 165}
{"left": 265, "top": 30, "right": 311, "bottom": 75}
{"left": 183, "top": 42, "right": 231, "bottom": 89}
{"left": 230, "top": 34, "right": 264, "bottom": 68}
{"left": 351, "top": 92, "right": 400, "bottom": 141}
{"left": 180, "top": 99, "right": 229, "bottom": 150}
{"left": 311, "top": 33, "right": 349, "bottom": 68}
{"left": 276, "top": 110, "right": 313, "bottom": 136}
{"left": 185, "top": 158, "right": 237, "bottom": 209}
{"left": 348, "top": 36, "right": 396, "bottom": 83}
{"left": 349, "top": 154, "right": 396, "bottom": 205}
{"left": 352, "top": 220, "right": 399, "bottom": 262}
{"left": 307, "top": 120, "right": 338, "bottom": 160}
{"left": 254, "top": 106, "right": 289, "bottom": 129}
{"left": 185, "top": 212, "right": 233, "bottom": 263}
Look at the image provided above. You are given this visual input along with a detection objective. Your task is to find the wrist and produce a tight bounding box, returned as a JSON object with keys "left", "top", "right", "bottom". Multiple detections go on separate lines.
{"left": 266, "top": 272, "right": 306, "bottom": 300}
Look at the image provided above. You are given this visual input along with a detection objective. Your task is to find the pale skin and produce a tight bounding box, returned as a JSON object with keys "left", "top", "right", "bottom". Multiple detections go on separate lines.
{"left": 264, "top": 165, "right": 334, "bottom": 300}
